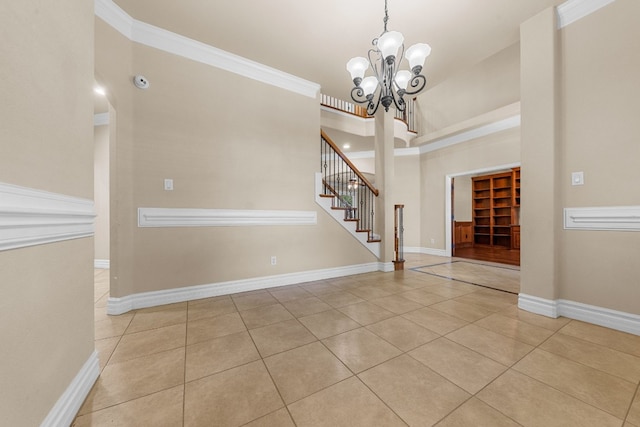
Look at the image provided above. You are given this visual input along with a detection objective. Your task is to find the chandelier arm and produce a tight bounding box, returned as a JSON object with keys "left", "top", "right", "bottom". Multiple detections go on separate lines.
{"left": 403, "top": 74, "right": 427, "bottom": 95}
{"left": 391, "top": 89, "right": 406, "bottom": 112}
{"left": 350, "top": 86, "right": 368, "bottom": 105}
{"left": 367, "top": 89, "right": 382, "bottom": 115}
{"left": 368, "top": 48, "right": 381, "bottom": 76}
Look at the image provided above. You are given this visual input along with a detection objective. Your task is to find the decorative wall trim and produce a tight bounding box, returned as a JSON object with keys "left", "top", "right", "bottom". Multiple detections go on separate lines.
{"left": 0, "top": 182, "right": 95, "bottom": 252}
{"left": 93, "top": 112, "right": 109, "bottom": 126}
{"left": 419, "top": 115, "right": 521, "bottom": 154}
{"left": 405, "top": 246, "right": 448, "bottom": 257}
{"left": 345, "top": 147, "right": 420, "bottom": 161}
{"left": 518, "top": 293, "right": 559, "bottom": 318}
{"left": 564, "top": 206, "right": 640, "bottom": 231}
{"left": 94, "top": 259, "right": 110, "bottom": 269}
{"left": 519, "top": 293, "right": 640, "bottom": 336}
{"left": 94, "top": 0, "right": 320, "bottom": 99}
{"left": 40, "top": 351, "right": 99, "bottom": 427}
{"left": 556, "top": 0, "right": 616, "bottom": 29}
{"left": 138, "top": 207, "right": 317, "bottom": 228}
{"left": 108, "top": 262, "right": 383, "bottom": 314}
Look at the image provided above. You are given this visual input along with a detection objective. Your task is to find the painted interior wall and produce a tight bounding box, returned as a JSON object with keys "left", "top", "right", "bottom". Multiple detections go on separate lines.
{"left": 95, "top": 20, "right": 376, "bottom": 299}
{"left": 94, "top": 123, "right": 110, "bottom": 261}
{"left": 416, "top": 42, "right": 520, "bottom": 134}
{"left": 0, "top": 2, "right": 95, "bottom": 425}
{"left": 453, "top": 176, "right": 472, "bottom": 222}
{"left": 558, "top": 0, "right": 640, "bottom": 314}
{"left": 393, "top": 155, "right": 421, "bottom": 249}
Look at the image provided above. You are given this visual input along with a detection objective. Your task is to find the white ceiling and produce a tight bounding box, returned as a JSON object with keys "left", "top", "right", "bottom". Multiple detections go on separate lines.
{"left": 112, "top": 0, "right": 565, "bottom": 100}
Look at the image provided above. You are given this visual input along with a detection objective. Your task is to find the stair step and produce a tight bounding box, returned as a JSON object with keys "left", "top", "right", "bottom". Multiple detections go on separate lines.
{"left": 368, "top": 238, "right": 382, "bottom": 243}
{"left": 344, "top": 219, "right": 359, "bottom": 222}
{"left": 319, "top": 194, "right": 335, "bottom": 198}
{"left": 356, "top": 229, "right": 370, "bottom": 233}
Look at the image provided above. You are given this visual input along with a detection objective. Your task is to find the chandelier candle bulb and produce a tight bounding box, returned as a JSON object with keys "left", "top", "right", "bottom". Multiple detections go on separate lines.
{"left": 361, "top": 76, "right": 379, "bottom": 96}
{"left": 405, "top": 43, "right": 432, "bottom": 74}
{"left": 377, "top": 30, "right": 404, "bottom": 61}
{"left": 395, "top": 70, "right": 411, "bottom": 91}
{"left": 346, "top": 57, "right": 370, "bottom": 85}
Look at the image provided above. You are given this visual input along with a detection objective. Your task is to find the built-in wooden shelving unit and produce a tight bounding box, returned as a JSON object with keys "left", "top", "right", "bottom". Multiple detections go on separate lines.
{"left": 472, "top": 167, "right": 520, "bottom": 249}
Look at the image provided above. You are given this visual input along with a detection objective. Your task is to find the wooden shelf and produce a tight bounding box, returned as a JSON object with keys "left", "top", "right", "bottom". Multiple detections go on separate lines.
{"left": 472, "top": 168, "right": 521, "bottom": 249}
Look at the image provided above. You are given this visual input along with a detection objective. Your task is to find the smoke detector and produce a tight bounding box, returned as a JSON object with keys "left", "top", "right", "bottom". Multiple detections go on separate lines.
{"left": 133, "top": 75, "right": 150, "bottom": 89}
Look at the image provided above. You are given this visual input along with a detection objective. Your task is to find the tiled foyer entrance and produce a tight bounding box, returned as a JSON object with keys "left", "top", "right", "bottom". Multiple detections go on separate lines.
{"left": 75, "top": 254, "right": 640, "bottom": 426}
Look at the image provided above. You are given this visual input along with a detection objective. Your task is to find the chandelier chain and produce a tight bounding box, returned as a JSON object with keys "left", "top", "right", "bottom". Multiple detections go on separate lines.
{"left": 383, "top": 0, "right": 389, "bottom": 33}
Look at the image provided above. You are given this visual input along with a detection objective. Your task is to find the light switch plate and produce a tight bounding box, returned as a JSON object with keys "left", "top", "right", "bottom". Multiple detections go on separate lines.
{"left": 164, "top": 179, "right": 174, "bottom": 191}
{"left": 571, "top": 172, "right": 584, "bottom": 186}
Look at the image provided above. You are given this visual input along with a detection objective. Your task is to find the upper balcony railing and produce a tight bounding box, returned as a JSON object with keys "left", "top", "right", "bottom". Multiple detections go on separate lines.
{"left": 320, "top": 93, "right": 417, "bottom": 133}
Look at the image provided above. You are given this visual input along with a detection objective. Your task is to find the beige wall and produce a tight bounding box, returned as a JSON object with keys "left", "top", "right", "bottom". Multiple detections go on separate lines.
{"left": 420, "top": 128, "right": 521, "bottom": 251}
{"left": 453, "top": 176, "right": 472, "bottom": 222}
{"left": 416, "top": 42, "right": 520, "bottom": 134}
{"left": 0, "top": 2, "right": 95, "bottom": 425}
{"left": 557, "top": 0, "right": 640, "bottom": 314}
{"left": 94, "top": 124, "right": 110, "bottom": 261}
{"left": 95, "top": 21, "right": 376, "bottom": 298}
{"left": 394, "top": 155, "right": 422, "bottom": 248}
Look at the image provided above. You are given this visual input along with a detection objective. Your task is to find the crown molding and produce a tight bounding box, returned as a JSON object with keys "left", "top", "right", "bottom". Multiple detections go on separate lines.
{"left": 419, "top": 115, "right": 521, "bottom": 154}
{"left": 94, "top": 0, "right": 320, "bottom": 99}
{"left": 556, "top": 0, "right": 616, "bottom": 29}
{"left": 0, "top": 182, "right": 95, "bottom": 251}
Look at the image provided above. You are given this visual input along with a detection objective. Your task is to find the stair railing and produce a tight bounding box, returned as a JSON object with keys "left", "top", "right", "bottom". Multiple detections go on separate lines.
{"left": 321, "top": 93, "right": 417, "bottom": 133}
{"left": 321, "top": 130, "right": 380, "bottom": 242}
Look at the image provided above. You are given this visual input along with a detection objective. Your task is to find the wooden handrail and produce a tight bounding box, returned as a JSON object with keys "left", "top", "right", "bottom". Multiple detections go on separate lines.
{"left": 321, "top": 129, "right": 379, "bottom": 197}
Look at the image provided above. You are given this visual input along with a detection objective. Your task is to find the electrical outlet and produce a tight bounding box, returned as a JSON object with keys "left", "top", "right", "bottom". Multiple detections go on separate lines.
{"left": 430, "top": 238, "right": 435, "bottom": 244}
{"left": 164, "top": 179, "right": 173, "bottom": 191}
{"left": 271, "top": 256, "right": 277, "bottom": 265}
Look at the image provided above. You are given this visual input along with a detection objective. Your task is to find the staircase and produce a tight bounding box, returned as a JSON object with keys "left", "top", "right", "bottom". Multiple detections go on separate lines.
{"left": 316, "top": 131, "right": 381, "bottom": 258}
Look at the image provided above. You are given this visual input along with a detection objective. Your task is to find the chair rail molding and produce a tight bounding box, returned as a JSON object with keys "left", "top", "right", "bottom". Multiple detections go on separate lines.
{"left": 564, "top": 205, "right": 640, "bottom": 231}
{"left": 138, "top": 207, "right": 317, "bottom": 228}
{"left": 0, "top": 182, "right": 95, "bottom": 251}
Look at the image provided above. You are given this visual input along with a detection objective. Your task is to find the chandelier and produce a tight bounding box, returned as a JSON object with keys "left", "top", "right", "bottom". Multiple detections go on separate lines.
{"left": 346, "top": 0, "right": 431, "bottom": 115}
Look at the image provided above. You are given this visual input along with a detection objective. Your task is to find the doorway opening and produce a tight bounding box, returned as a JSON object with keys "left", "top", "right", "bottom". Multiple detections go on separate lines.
{"left": 445, "top": 163, "right": 521, "bottom": 267}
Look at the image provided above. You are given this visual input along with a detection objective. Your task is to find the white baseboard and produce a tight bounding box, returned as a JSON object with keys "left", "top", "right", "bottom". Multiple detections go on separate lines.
{"left": 94, "top": 259, "right": 110, "bottom": 269}
{"left": 519, "top": 293, "right": 640, "bottom": 336}
{"left": 40, "top": 350, "right": 99, "bottom": 427}
{"left": 108, "top": 262, "right": 386, "bottom": 315}
{"left": 405, "top": 247, "right": 448, "bottom": 257}
{"left": 518, "top": 294, "right": 559, "bottom": 318}
{"left": 379, "top": 262, "right": 395, "bottom": 273}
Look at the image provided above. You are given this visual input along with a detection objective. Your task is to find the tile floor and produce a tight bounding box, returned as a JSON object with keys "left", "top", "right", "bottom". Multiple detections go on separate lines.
{"left": 75, "top": 254, "right": 640, "bottom": 426}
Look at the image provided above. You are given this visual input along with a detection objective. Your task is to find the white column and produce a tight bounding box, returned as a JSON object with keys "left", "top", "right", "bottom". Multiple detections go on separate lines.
{"left": 374, "top": 109, "right": 396, "bottom": 265}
